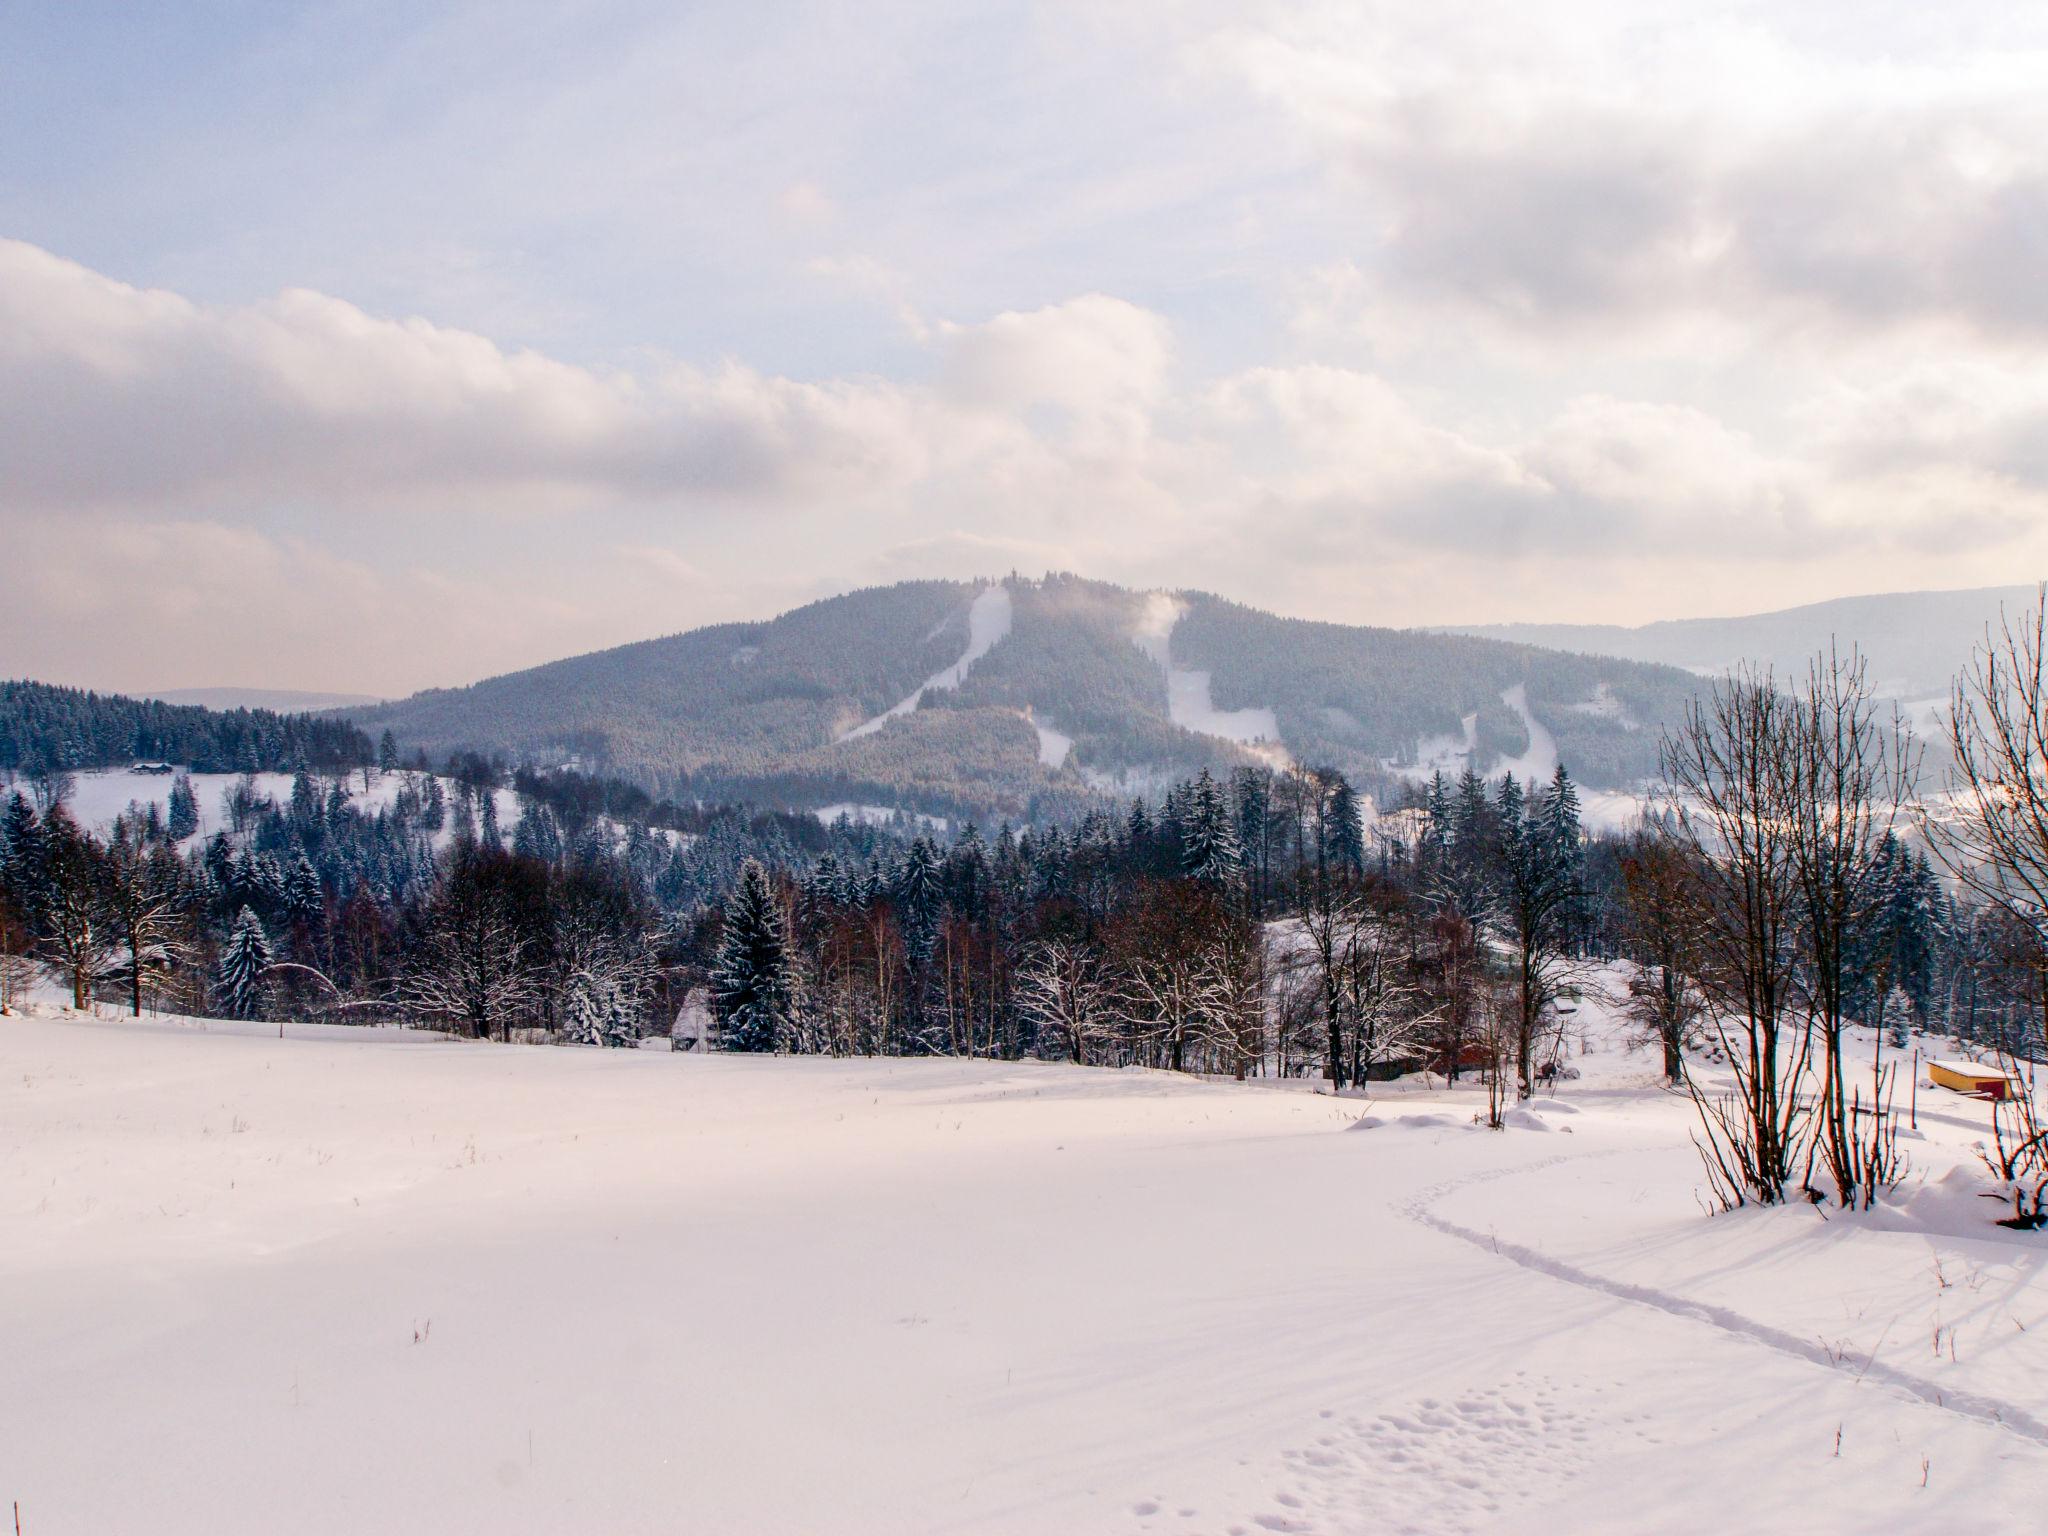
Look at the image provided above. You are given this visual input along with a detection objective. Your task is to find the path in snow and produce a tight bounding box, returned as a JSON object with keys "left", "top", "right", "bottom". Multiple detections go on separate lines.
{"left": 839, "top": 584, "right": 1014, "bottom": 741}
{"left": 1131, "top": 593, "right": 1283, "bottom": 754}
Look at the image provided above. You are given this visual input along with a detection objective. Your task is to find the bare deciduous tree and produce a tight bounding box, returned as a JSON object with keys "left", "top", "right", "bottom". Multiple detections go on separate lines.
{"left": 1660, "top": 670, "right": 1812, "bottom": 1208}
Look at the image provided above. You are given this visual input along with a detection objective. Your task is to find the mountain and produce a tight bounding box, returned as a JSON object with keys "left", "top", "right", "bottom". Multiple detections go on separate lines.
{"left": 343, "top": 575, "right": 1705, "bottom": 822}
{"left": 1444, "top": 584, "right": 2038, "bottom": 703}
{"left": 147, "top": 687, "right": 385, "bottom": 713}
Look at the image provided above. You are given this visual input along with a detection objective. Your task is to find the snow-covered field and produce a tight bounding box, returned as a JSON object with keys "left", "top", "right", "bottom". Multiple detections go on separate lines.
{"left": 46, "top": 767, "right": 522, "bottom": 847}
{"left": 4, "top": 989, "right": 2044, "bottom": 1533}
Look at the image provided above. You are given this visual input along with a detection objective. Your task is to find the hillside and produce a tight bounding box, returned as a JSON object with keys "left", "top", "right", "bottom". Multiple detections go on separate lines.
{"left": 1446, "top": 583, "right": 2038, "bottom": 702}
{"left": 344, "top": 575, "right": 1706, "bottom": 820}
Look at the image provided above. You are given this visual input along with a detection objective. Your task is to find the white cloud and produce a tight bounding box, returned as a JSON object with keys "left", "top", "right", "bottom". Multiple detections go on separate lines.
{"left": 0, "top": 239, "right": 929, "bottom": 516}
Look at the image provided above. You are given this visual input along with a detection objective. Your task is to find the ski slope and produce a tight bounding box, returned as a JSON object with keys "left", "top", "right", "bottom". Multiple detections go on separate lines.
{"left": 1132, "top": 594, "right": 1284, "bottom": 756}
{"left": 838, "top": 584, "right": 1014, "bottom": 742}
{"left": 3, "top": 989, "right": 2043, "bottom": 1533}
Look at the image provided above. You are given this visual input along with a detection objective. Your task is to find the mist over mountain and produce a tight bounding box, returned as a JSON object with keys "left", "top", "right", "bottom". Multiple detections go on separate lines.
{"left": 1444, "top": 584, "right": 2037, "bottom": 703}
{"left": 344, "top": 574, "right": 1704, "bottom": 822}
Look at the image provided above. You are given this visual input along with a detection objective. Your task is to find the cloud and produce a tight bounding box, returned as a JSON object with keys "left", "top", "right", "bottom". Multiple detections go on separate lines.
{"left": 1200, "top": 2, "right": 2048, "bottom": 345}
{"left": 0, "top": 239, "right": 928, "bottom": 516}
{"left": 6, "top": 230, "right": 2046, "bottom": 695}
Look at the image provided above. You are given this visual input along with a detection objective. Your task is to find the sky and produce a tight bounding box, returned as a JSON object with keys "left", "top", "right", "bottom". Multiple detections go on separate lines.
{"left": 4, "top": 0, "right": 2046, "bottom": 698}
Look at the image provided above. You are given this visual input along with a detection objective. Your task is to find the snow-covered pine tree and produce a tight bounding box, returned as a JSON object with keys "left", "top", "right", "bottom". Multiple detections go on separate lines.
{"left": 215, "top": 905, "right": 272, "bottom": 1019}
{"left": 1180, "top": 769, "right": 1243, "bottom": 886}
{"left": 1541, "top": 763, "right": 1587, "bottom": 951}
{"left": 167, "top": 775, "right": 200, "bottom": 841}
{"left": 290, "top": 768, "right": 320, "bottom": 828}
{"left": 563, "top": 973, "right": 638, "bottom": 1047}
{"left": 710, "top": 859, "right": 792, "bottom": 1052}
{"left": 895, "top": 837, "right": 945, "bottom": 964}
{"left": 378, "top": 730, "right": 399, "bottom": 775}
{"left": 285, "top": 850, "right": 324, "bottom": 927}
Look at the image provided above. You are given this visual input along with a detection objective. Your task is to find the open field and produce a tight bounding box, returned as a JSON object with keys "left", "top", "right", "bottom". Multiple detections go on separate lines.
{"left": 4, "top": 997, "right": 2044, "bottom": 1534}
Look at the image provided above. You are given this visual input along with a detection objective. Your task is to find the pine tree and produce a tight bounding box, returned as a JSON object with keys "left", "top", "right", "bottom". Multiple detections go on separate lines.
{"left": 290, "top": 768, "right": 319, "bottom": 827}
{"left": 167, "top": 775, "right": 200, "bottom": 841}
{"left": 710, "top": 860, "right": 791, "bottom": 1052}
{"left": 285, "top": 850, "right": 324, "bottom": 927}
{"left": 215, "top": 906, "right": 272, "bottom": 1019}
{"left": 1541, "top": 764, "right": 1587, "bottom": 951}
{"left": 564, "top": 973, "right": 638, "bottom": 1047}
{"left": 378, "top": 730, "right": 399, "bottom": 775}
{"left": 0, "top": 792, "right": 41, "bottom": 910}
{"left": 895, "top": 837, "right": 945, "bottom": 964}
{"left": 1180, "top": 769, "right": 1243, "bottom": 886}
{"left": 1322, "top": 772, "right": 1366, "bottom": 876}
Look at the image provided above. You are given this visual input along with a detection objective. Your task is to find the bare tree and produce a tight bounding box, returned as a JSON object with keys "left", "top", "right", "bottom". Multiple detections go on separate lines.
{"left": 400, "top": 854, "right": 539, "bottom": 1039}
{"left": 1660, "top": 670, "right": 1812, "bottom": 1208}
{"left": 1017, "top": 938, "right": 1109, "bottom": 1064}
{"left": 1617, "top": 825, "right": 1703, "bottom": 1084}
{"left": 1339, "top": 891, "right": 1426, "bottom": 1086}
{"left": 1931, "top": 585, "right": 2048, "bottom": 1221}
{"left": 1785, "top": 645, "right": 1915, "bottom": 1207}
{"left": 103, "top": 839, "right": 195, "bottom": 1018}
{"left": 1932, "top": 585, "right": 2048, "bottom": 987}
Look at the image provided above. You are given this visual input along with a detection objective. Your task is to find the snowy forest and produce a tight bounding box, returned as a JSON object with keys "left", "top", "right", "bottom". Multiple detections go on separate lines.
{"left": 0, "top": 708, "right": 2035, "bottom": 1095}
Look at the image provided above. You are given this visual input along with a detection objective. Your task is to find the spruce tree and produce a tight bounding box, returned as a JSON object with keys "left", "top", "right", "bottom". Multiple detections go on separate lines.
{"left": 710, "top": 860, "right": 791, "bottom": 1052}
{"left": 215, "top": 906, "right": 272, "bottom": 1019}
{"left": 1180, "top": 769, "right": 1243, "bottom": 886}
{"left": 1322, "top": 772, "right": 1366, "bottom": 876}
{"left": 378, "top": 730, "right": 399, "bottom": 775}
{"left": 167, "top": 775, "right": 200, "bottom": 842}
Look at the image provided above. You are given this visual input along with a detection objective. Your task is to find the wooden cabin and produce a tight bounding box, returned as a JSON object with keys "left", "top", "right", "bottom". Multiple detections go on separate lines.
{"left": 1928, "top": 1059, "right": 2026, "bottom": 1101}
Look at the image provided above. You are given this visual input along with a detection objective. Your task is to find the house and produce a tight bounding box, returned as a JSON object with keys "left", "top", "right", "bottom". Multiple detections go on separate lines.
{"left": 131, "top": 761, "right": 178, "bottom": 775}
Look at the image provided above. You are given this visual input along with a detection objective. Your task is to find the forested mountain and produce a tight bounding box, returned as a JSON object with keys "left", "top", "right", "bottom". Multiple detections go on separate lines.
{"left": 1446, "top": 584, "right": 2038, "bottom": 701}
{"left": 344, "top": 575, "right": 1705, "bottom": 821}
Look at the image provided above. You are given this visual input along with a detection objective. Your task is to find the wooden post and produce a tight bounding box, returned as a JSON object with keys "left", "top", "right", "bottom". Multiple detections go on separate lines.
{"left": 1911, "top": 1047, "right": 1919, "bottom": 1131}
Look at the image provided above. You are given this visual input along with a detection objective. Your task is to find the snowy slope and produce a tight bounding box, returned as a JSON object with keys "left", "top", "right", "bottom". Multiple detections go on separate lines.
{"left": 839, "top": 584, "right": 1014, "bottom": 741}
{"left": 51, "top": 767, "right": 523, "bottom": 848}
{"left": 3, "top": 991, "right": 2042, "bottom": 1533}
{"left": 1132, "top": 593, "right": 1284, "bottom": 756}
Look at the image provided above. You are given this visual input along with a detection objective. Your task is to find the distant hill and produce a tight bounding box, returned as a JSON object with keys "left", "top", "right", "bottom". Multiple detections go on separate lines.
{"left": 1444, "top": 584, "right": 2039, "bottom": 702}
{"left": 148, "top": 687, "right": 385, "bottom": 713}
{"left": 0, "top": 680, "right": 373, "bottom": 774}
{"left": 343, "top": 575, "right": 1707, "bottom": 822}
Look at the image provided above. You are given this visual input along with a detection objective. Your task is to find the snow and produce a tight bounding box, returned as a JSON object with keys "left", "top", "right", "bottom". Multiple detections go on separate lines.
{"left": 839, "top": 584, "right": 1014, "bottom": 741}
{"left": 1131, "top": 593, "right": 1284, "bottom": 757}
{"left": 6, "top": 980, "right": 2045, "bottom": 1532}
{"left": 1026, "top": 709, "right": 1073, "bottom": 770}
{"left": 812, "top": 802, "right": 949, "bottom": 833}
{"left": 46, "top": 767, "right": 522, "bottom": 849}
{"left": 1389, "top": 710, "right": 1480, "bottom": 782}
